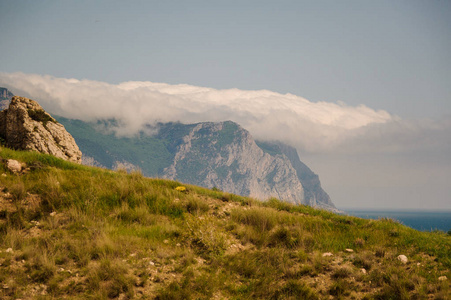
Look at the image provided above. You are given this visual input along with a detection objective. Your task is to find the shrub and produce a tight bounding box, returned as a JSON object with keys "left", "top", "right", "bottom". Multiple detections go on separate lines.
{"left": 27, "top": 261, "right": 55, "bottom": 283}
{"left": 329, "top": 279, "right": 351, "bottom": 297}
{"left": 185, "top": 197, "right": 209, "bottom": 215}
{"left": 332, "top": 267, "right": 352, "bottom": 279}
{"left": 268, "top": 226, "right": 300, "bottom": 249}
{"left": 273, "top": 280, "right": 318, "bottom": 299}
{"left": 27, "top": 109, "right": 56, "bottom": 128}
{"left": 231, "top": 207, "right": 277, "bottom": 232}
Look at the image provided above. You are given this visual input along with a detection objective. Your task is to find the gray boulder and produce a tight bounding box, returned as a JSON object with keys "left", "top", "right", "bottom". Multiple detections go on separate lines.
{"left": 0, "top": 96, "right": 82, "bottom": 163}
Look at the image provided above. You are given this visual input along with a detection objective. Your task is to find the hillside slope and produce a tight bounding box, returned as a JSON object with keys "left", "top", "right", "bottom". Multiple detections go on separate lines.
{"left": 0, "top": 147, "right": 449, "bottom": 299}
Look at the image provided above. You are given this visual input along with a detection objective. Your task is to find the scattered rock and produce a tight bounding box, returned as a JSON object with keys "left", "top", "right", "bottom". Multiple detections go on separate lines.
{"left": 50, "top": 211, "right": 57, "bottom": 217}
{"left": 118, "top": 293, "right": 127, "bottom": 300}
{"left": 6, "top": 159, "right": 23, "bottom": 173}
{"left": 149, "top": 261, "right": 155, "bottom": 266}
{"left": 397, "top": 255, "right": 408, "bottom": 264}
{"left": 322, "top": 252, "right": 333, "bottom": 257}
{"left": 438, "top": 276, "right": 447, "bottom": 281}
{"left": 6, "top": 248, "right": 13, "bottom": 253}
{"left": 345, "top": 248, "right": 354, "bottom": 253}
{"left": 361, "top": 268, "right": 367, "bottom": 274}
{"left": 163, "top": 239, "right": 169, "bottom": 244}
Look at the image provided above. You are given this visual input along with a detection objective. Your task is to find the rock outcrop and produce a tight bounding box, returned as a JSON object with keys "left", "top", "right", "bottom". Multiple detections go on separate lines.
{"left": 0, "top": 96, "right": 82, "bottom": 163}
{"left": 162, "top": 121, "right": 306, "bottom": 205}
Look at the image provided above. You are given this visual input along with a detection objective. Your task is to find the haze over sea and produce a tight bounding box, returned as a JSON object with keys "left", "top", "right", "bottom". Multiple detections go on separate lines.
{"left": 344, "top": 209, "right": 451, "bottom": 232}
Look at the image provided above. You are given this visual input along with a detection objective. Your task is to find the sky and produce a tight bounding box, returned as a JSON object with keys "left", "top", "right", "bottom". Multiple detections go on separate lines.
{"left": 1, "top": 0, "right": 450, "bottom": 210}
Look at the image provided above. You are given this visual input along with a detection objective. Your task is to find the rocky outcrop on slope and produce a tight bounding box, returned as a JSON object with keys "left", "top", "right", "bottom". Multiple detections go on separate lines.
{"left": 162, "top": 121, "right": 306, "bottom": 204}
{"left": 0, "top": 96, "right": 82, "bottom": 163}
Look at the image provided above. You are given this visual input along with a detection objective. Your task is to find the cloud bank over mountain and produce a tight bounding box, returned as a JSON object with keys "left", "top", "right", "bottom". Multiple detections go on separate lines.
{"left": 1, "top": 72, "right": 449, "bottom": 156}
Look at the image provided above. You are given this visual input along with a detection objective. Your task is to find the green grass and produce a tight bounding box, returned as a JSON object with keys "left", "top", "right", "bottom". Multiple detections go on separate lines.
{"left": 0, "top": 146, "right": 450, "bottom": 299}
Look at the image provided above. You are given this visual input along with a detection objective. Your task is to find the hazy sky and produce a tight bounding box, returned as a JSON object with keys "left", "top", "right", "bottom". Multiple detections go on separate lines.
{"left": 1, "top": 1, "right": 450, "bottom": 210}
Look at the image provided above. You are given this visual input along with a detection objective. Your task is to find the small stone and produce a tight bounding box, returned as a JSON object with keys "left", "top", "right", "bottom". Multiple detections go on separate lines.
{"left": 2, "top": 284, "right": 9, "bottom": 289}
{"left": 163, "top": 239, "right": 169, "bottom": 244}
{"left": 6, "top": 159, "right": 22, "bottom": 173}
{"left": 322, "top": 252, "right": 333, "bottom": 257}
{"left": 1, "top": 173, "right": 6, "bottom": 177}
{"left": 345, "top": 249, "right": 354, "bottom": 253}
{"left": 360, "top": 268, "right": 367, "bottom": 274}
{"left": 149, "top": 261, "right": 155, "bottom": 266}
{"left": 118, "top": 293, "right": 127, "bottom": 300}
{"left": 5, "top": 248, "right": 13, "bottom": 253}
{"left": 397, "top": 255, "right": 408, "bottom": 264}
{"left": 129, "top": 253, "right": 137, "bottom": 257}
{"left": 438, "top": 276, "right": 447, "bottom": 281}
{"left": 50, "top": 212, "right": 56, "bottom": 217}
{"left": 176, "top": 243, "right": 181, "bottom": 247}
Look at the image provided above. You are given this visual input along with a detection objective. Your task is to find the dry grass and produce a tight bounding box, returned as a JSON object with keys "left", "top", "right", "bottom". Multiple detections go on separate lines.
{"left": 0, "top": 147, "right": 450, "bottom": 299}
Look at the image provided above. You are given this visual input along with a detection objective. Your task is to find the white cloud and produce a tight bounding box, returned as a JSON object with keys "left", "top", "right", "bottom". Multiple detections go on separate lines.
{"left": 2, "top": 72, "right": 451, "bottom": 209}
{"left": 1, "top": 72, "right": 449, "bottom": 155}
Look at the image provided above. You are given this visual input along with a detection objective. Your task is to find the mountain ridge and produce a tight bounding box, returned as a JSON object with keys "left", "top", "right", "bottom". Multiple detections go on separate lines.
{"left": 55, "top": 116, "right": 337, "bottom": 210}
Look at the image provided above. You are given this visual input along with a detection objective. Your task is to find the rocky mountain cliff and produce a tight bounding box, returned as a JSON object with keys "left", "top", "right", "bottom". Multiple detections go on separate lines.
{"left": 0, "top": 96, "right": 82, "bottom": 163}
{"left": 256, "top": 141, "right": 335, "bottom": 209}
{"left": 161, "top": 121, "right": 305, "bottom": 204}
{"left": 57, "top": 117, "right": 336, "bottom": 210}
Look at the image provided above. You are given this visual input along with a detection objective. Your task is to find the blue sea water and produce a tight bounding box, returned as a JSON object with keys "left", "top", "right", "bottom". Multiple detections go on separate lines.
{"left": 344, "top": 210, "right": 451, "bottom": 232}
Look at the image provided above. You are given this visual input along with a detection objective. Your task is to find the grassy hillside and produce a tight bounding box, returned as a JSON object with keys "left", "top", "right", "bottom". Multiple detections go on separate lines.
{"left": 0, "top": 147, "right": 449, "bottom": 299}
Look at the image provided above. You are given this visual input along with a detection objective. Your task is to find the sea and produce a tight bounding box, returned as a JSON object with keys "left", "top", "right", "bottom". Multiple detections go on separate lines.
{"left": 343, "top": 209, "right": 451, "bottom": 232}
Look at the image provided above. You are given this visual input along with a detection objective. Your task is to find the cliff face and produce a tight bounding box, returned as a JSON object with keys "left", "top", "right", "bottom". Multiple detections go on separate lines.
{"left": 0, "top": 96, "right": 82, "bottom": 163}
{"left": 162, "top": 121, "right": 306, "bottom": 204}
{"left": 256, "top": 141, "right": 336, "bottom": 209}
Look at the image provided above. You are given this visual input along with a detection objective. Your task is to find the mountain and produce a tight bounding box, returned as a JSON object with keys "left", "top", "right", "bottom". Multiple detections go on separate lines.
{"left": 0, "top": 87, "right": 14, "bottom": 110}
{"left": 56, "top": 116, "right": 336, "bottom": 210}
{"left": 160, "top": 121, "right": 306, "bottom": 205}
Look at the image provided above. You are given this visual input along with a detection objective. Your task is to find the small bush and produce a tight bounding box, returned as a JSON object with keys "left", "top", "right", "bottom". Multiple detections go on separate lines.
{"left": 332, "top": 267, "right": 352, "bottom": 279}
{"left": 27, "top": 262, "right": 55, "bottom": 283}
{"left": 353, "top": 253, "right": 373, "bottom": 270}
{"left": 27, "top": 109, "right": 56, "bottom": 128}
{"left": 273, "top": 280, "right": 318, "bottom": 299}
{"left": 185, "top": 197, "right": 209, "bottom": 215}
{"left": 268, "top": 226, "right": 300, "bottom": 249}
{"left": 375, "top": 247, "right": 386, "bottom": 258}
{"left": 355, "top": 237, "right": 365, "bottom": 247}
{"left": 231, "top": 207, "right": 277, "bottom": 232}
{"left": 9, "top": 181, "right": 26, "bottom": 202}
{"left": 329, "top": 279, "right": 351, "bottom": 297}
